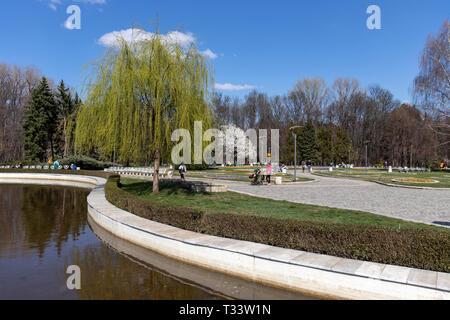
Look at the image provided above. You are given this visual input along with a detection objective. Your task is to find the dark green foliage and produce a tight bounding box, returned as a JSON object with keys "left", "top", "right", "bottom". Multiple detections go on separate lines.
{"left": 55, "top": 80, "right": 79, "bottom": 157}
{"left": 185, "top": 163, "right": 211, "bottom": 171}
{"left": 58, "top": 155, "right": 118, "bottom": 170}
{"left": 105, "top": 176, "right": 450, "bottom": 272}
{"left": 298, "top": 121, "right": 319, "bottom": 163}
{"left": 334, "top": 127, "right": 352, "bottom": 163}
{"left": 201, "top": 214, "right": 449, "bottom": 272}
{"left": 23, "top": 77, "right": 58, "bottom": 161}
{"left": 0, "top": 168, "right": 114, "bottom": 179}
{"left": 317, "top": 127, "right": 334, "bottom": 165}
{"left": 281, "top": 126, "right": 303, "bottom": 165}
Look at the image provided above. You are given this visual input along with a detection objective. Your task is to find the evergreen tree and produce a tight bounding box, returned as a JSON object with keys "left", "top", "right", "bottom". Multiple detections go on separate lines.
{"left": 67, "top": 93, "right": 82, "bottom": 156}
{"left": 317, "top": 127, "right": 334, "bottom": 165}
{"left": 334, "top": 127, "right": 352, "bottom": 163}
{"left": 298, "top": 121, "right": 319, "bottom": 163}
{"left": 55, "top": 80, "right": 77, "bottom": 157}
{"left": 23, "top": 77, "right": 57, "bottom": 162}
{"left": 281, "top": 126, "right": 302, "bottom": 165}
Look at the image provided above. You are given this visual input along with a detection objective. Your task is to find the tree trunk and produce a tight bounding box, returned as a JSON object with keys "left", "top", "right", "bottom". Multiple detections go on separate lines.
{"left": 153, "top": 148, "right": 160, "bottom": 193}
{"left": 50, "top": 138, "right": 54, "bottom": 162}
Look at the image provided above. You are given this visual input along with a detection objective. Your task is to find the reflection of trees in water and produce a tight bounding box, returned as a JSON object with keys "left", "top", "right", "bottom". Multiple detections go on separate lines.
{"left": 68, "top": 245, "right": 217, "bottom": 300}
{"left": 18, "top": 185, "right": 90, "bottom": 258}
{"left": 0, "top": 185, "right": 26, "bottom": 256}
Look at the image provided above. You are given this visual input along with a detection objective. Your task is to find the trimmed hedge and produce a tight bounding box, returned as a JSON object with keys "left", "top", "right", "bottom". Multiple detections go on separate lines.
{"left": 0, "top": 168, "right": 115, "bottom": 180}
{"left": 104, "top": 176, "right": 450, "bottom": 272}
{"left": 58, "top": 156, "right": 119, "bottom": 170}
{"left": 201, "top": 214, "right": 449, "bottom": 272}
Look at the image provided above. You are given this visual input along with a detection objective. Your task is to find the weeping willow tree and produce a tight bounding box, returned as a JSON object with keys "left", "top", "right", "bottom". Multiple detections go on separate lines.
{"left": 75, "top": 28, "right": 214, "bottom": 193}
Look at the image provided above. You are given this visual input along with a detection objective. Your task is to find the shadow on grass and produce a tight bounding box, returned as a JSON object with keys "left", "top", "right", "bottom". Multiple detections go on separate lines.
{"left": 121, "top": 180, "right": 211, "bottom": 196}
{"left": 433, "top": 221, "right": 450, "bottom": 227}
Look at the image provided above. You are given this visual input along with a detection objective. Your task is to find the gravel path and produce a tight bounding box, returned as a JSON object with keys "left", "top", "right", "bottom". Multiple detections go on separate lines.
{"left": 194, "top": 173, "right": 450, "bottom": 228}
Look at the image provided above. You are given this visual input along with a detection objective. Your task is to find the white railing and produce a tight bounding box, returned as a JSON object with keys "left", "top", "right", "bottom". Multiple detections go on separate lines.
{"left": 104, "top": 167, "right": 173, "bottom": 178}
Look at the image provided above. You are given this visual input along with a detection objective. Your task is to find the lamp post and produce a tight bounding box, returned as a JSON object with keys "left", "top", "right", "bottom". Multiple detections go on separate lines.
{"left": 364, "top": 140, "right": 370, "bottom": 168}
{"left": 290, "top": 126, "right": 303, "bottom": 182}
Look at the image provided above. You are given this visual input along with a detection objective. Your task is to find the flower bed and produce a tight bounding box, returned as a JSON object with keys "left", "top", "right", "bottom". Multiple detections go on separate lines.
{"left": 392, "top": 178, "right": 439, "bottom": 184}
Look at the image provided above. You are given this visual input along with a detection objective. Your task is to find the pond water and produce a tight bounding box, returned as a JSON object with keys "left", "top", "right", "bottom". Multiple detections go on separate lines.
{"left": 0, "top": 184, "right": 312, "bottom": 300}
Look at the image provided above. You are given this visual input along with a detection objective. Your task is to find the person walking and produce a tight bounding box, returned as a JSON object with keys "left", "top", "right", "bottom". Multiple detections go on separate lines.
{"left": 306, "top": 160, "right": 312, "bottom": 173}
{"left": 179, "top": 163, "right": 187, "bottom": 182}
{"left": 301, "top": 160, "right": 306, "bottom": 174}
{"left": 266, "top": 162, "right": 272, "bottom": 186}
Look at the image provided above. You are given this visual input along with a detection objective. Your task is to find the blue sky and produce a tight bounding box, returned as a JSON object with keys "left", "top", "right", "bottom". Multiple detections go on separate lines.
{"left": 0, "top": 0, "right": 448, "bottom": 102}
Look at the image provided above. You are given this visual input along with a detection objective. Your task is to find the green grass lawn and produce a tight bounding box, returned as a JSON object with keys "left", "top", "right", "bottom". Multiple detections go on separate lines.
{"left": 317, "top": 169, "right": 450, "bottom": 188}
{"left": 120, "top": 178, "right": 447, "bottom": 231}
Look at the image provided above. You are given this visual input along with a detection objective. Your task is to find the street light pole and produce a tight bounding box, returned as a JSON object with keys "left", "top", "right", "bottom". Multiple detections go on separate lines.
{"left": 290, "top": 125, "right": 303, "bottom": 182}
{"left": 364, "top": 140, "right": 370, "bottom": 168}
{"left": 293, "top": 132, "right": 297, "bottom": 181}
{"left": 365, "top": 144, "right": 368, "bottom": 167}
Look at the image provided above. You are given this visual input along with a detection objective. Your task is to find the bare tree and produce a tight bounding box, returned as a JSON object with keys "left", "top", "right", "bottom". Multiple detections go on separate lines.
{"left": 0, "top": 64, "right": 41, "bottom": 162}
{"left": 414, "top": 19, "right": 449, "bottom": 150}
{"left": 287, "top": 77, "right": 330, "bottom": 124}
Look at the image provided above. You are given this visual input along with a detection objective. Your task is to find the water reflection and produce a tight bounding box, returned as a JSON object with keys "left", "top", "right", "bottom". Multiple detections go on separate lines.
{"left": 0, "top": 184, "right": 220, "bottom": 300}
{"left": 0, "top": 184, "right": 313, "bottom": 300}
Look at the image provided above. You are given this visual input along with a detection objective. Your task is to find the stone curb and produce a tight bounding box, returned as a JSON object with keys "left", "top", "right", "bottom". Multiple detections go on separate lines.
{"left": 1, "top": 172, "right": 449, "bottom": 300}
{"left": 371, "top": 180, "right": 450, "bottom": 191}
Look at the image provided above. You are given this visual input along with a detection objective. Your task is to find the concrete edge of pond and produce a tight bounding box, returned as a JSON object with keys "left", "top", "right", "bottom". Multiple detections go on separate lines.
{"left": 1, "top": 172, "right": 449, "bottom": 300}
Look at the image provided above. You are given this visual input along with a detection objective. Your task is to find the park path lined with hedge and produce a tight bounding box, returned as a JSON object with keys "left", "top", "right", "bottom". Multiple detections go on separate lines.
{"left": 105, "top": 176, "right": 450, "bottom": 273}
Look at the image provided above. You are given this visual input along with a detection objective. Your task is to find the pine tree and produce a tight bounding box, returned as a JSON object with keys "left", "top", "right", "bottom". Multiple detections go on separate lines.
{"left": 281, "top": 126, "right": 302, "bottom": 165}
{"left": 23, "top": 77, "right": 57, "bottom": 162}
{"left": 298, "top": 121, "right": 319, "bottom": 163}
{"left": 317, "top": 126, "right": 334, "bottom": 165}
{"left": 334, "top": 127, "right": 352, "bottom": 163}
{"left": 55, "top": 80, "right": 76, "bottom": 157}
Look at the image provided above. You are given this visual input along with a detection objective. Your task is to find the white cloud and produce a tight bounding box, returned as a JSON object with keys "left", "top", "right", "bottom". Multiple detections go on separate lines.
{"left": 215, "top": 83, "right": 256, "bottom": 91}
{"left": 73, "top": 0, "right": 106, "bottom": 4}
{"left": 46, "top": 0, "right": 105, "bottom": 10}
{"left": 200, "top": 49, "right": 218, "bottom": 60}
{"left": 98, "top": 29, "right": 197, "bottom": 49}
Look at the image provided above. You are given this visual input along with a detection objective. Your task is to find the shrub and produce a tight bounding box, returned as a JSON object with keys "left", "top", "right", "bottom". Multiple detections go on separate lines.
{"left": 185, "top": 163, "right": 211, "bottom": 171}
{"left": 0, "top": 168, "right": 115, "bottom": 179}
{"left": 58, "top": 156, "right": 119, "bottom": 170}
{"left": 201, "top": 214, "right": 449, "bottom": 272}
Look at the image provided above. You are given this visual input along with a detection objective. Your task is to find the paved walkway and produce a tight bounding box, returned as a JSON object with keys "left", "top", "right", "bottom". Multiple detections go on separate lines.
{"left": 190, "top": 173, "right": 450, "bottom": 228}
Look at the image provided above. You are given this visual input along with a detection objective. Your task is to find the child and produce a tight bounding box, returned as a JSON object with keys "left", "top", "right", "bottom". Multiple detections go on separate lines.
{"left": 266, "top": 162, "right": 272, "bottom": 185}
{"left": 252, "top": 167, "right": 261, "bottom": 185}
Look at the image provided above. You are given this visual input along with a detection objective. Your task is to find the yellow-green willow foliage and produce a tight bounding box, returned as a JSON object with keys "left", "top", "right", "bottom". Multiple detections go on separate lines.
{"left": 75, "top": 30, "right": 214, "bottom": 191}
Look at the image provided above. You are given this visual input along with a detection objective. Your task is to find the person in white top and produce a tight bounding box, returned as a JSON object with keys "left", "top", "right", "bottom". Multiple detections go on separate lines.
{"left": 178, "top": 163, "right": 187, "bottom": 182}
